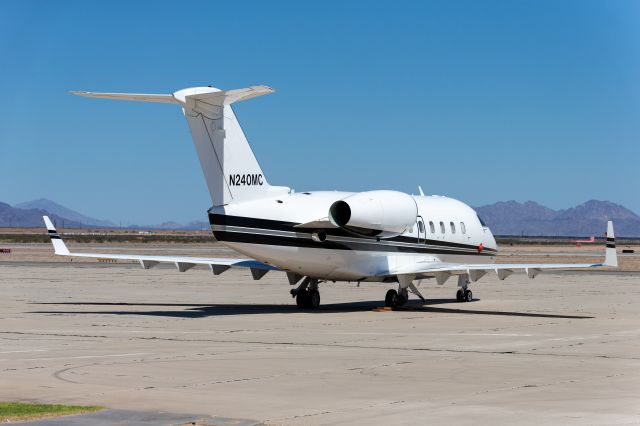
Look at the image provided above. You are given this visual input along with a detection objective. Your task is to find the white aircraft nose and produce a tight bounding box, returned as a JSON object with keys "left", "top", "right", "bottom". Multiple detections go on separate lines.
{"left": 486, "top": 229, "right": 498, "bottom": 251}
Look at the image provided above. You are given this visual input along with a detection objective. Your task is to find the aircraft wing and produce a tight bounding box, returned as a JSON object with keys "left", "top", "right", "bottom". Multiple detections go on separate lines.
{"left": 43, "top": 216, "right": 278, "bottom": 279}
{"left": 384, "top": 260, "right": 605, "bottom": 283}
{"left": 381, "top": 221, "right": 618, "bottom": 284}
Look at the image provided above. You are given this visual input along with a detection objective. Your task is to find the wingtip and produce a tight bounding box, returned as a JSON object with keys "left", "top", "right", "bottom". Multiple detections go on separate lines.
{"left": 605, "top": 220, "right": 617, "bottom": 267}
{"left": 254, "top": 85, "right": 275, "bottom": 94}
{"left": 43, "top": 215, "right": 55, "bottom": 230}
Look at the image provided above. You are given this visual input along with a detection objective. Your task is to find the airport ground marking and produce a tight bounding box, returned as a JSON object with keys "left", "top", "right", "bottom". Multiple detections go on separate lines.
{"left": 3, "top": 352, "right": 151, "bottom": 362}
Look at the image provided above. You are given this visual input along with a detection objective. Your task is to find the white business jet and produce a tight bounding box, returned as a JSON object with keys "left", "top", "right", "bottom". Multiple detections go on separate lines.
{"left": 43, "top": 85, "right": 618, "bottom": 309}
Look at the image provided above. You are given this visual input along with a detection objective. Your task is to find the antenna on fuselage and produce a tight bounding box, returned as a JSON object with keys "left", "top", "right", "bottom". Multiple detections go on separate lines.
{"left": 418, "top": 186, "right": 425, "bottom": 196}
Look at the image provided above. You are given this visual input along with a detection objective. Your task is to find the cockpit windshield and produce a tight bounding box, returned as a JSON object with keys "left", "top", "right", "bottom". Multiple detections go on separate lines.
{"left": 477, "top": 214, "right": 487, "bottom": 227}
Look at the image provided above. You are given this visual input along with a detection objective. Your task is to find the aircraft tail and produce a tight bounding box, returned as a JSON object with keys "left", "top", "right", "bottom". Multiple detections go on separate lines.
{"left": 72, "top": 86, "right": 289, "bottom": 206}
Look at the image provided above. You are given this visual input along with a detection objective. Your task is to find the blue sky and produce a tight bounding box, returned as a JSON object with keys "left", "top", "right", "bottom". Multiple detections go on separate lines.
{"left": 1, "top": 1, "right": 638, "bottom": 224}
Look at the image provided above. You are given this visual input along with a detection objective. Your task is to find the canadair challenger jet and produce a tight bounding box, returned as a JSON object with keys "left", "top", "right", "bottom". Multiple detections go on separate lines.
{"left": 43, "top": 85, "right": 618, "bottom": 309}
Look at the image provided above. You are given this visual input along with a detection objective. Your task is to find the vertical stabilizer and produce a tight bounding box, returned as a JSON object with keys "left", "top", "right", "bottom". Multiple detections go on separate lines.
{"left": 174, "top": 86, "right": 286, "bottom": 206}
{"left": 71, "top": 85, "right": 289, "bottom": 206}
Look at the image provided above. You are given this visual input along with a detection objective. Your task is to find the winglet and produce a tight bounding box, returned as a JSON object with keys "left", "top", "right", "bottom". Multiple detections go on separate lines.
{"left": 43, "top": 216, "right": 70, "bottom": 255}
{"left": 604, "top": 220, "right": 617, "bottom": 267}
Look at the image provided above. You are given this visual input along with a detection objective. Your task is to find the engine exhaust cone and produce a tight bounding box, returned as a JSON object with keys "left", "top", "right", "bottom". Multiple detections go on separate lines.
{"left": 329, "top": 200, "right": 351, "bottom": 227}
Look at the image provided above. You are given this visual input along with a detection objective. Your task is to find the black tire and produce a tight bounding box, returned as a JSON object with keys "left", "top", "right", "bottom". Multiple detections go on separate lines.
{"left": 385, "top": 289, "right": 398, "bottom": 308}
{"left": 308, "top": 289, "right": 321, "bottom": 309}
{"left": 464, "top": 289, "right": 473, "bottom": 302}
{"left": 296, "top": 289, "right": 308, "bottom": 308}
{"left": 456, "top": 289, "right": 464, "bottom": 302}
{"left": 396, "top": 294, "right": 407, "bottom": 307}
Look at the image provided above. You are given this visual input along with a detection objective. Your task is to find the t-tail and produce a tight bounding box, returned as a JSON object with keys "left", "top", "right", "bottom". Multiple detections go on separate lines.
{"left": 71, "top": 86, "right": 290, "bottom": 206}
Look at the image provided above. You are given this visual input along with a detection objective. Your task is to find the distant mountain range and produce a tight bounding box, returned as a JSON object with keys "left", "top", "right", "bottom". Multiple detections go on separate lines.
{"left": 0, "top": 199, "right": 207, "bottom": 230}
{"left": 475, "top": 200, "right": 640, "bottom": 237}
{"left": 127, "top": 220, "right": 210, "bottom": 231}
{"left": 0, "top": 201, "right": 85, "bottom": 228}
{"left": 1, "top": 198, "right": 639, "bottom": 236}
{"left": 15, "top": 199, "right": 115, "bottom": 227}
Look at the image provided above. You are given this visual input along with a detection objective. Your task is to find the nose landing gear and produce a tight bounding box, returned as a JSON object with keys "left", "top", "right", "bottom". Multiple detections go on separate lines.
{"left": 456, "top": 274, "right": 473, "bottom": 302}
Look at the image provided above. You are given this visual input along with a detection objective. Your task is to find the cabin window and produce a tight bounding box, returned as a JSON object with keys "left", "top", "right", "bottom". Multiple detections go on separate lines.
{"left": 450, "top": 221, "right": 456, "bottom": 234}
{"left": 440, "top": 221, "right": 445, "bottom": 234}
{"left": 429, "top": 221, "right": 435, "bottom": 233}
{"left": 418, "top": 221, "right": 424, "bottom": 233}
{"left": 460, "top": 222, "right": 466, "bottom": 234}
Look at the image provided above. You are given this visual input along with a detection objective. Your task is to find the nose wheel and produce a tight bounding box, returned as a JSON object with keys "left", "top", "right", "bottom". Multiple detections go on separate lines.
{"left": 455, "top": 274, "right": 473, "bottom": 302}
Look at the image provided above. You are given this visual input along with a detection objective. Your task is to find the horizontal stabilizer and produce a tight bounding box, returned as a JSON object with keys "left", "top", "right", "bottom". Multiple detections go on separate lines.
{"left": 70, "top": 85, "right": 274, "bottom": 107}
{"left": 70, "top": 91, "right": 177, "bottom": 104}
{"left": 177, "top": 85, "right": 274, "bottom": 106}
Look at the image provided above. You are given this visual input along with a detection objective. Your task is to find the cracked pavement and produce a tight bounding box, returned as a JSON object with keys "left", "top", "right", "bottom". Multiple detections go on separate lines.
{"left": 0, "top": 260, "right": 639, "bottom": 425}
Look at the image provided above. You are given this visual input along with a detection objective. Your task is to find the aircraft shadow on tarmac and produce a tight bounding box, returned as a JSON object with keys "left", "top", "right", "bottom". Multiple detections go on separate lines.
{"left": 30, "top": 300, "right": 594, "bottom": 319}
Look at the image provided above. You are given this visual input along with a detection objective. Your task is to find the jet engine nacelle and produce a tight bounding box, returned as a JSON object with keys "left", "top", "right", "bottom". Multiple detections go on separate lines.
{"left": 328, "top": 190, "right": 418, "bottom": 238}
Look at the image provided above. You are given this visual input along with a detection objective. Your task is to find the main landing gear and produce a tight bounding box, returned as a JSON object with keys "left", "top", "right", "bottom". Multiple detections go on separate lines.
{"left": 384, "top": 288, "right": 409, "bottom": 308}
{"left": 290, "top": 277, "right": 321, "bottom": 309}
{"left": 384, "top": 278, "right": 425, "bottom": 308}
{"left": 456, "top": 274, "right": 473, "bottom": 302}
{"left": 456, "top": 288, "right": 473, "bottom": 302}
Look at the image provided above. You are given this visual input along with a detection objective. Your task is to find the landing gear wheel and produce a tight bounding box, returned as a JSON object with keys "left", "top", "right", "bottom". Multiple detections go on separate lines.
{"left": 308, "top": 289, "right": 321, "bottom": 309}
{"left": 456, "top": 289, "right": 464, "bottom": 302}
{"left": 464, "top": 289, "right": 473, "bottom": 302}
{"left": 296, "top": 289, "right": 308, "bottom": 309}
{"left": 396, "top": 294, "right": 407, "bottom": 307}
{"left": 385, "top": 289, "right": 398, "bottom": 308}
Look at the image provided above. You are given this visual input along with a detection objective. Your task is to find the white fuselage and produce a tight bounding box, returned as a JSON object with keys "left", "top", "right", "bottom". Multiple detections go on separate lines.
{"left": 64, "top": 85, "right": 615, "bottom": 305}
{"left": 209, "top": 191, "right": 498, "bottom": 282}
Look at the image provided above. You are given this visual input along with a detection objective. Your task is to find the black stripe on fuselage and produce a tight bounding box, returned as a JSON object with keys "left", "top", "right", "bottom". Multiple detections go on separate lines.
{"left": 607, "top": 237, "right": 615, "bottom": 242}
{"left": 212, "top": 230, "right": 495, "bottom": 256}
{"left": 209, "top": 214, "right": 496, "bottom": 256}
{"left": 606, "top": 243, "right": 616, "bottom": 248}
